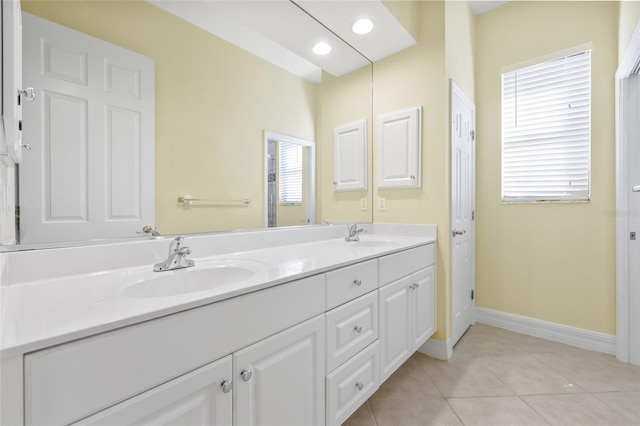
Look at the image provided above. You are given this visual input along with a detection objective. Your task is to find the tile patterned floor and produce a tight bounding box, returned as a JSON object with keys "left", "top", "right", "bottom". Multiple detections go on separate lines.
{"left": 344, "top": 324, "right": 640, "bottom": 425}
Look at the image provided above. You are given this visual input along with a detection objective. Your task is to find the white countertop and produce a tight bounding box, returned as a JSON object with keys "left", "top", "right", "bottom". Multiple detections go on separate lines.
{"left": 0, "top": 224, "right": 436, "bottom": 358}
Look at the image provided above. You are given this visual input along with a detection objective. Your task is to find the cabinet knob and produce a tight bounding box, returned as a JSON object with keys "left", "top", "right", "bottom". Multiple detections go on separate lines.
{"left": 353, "top": 279, "right": 362, "bottom": 286}
{"left": 414, "top": 282, "right": 420, "bottom": 288}
{"left": 410, "top": 175, "right": 415, "bottom": 180}
{"left": 355, "top": 382, "right": 364, "bottom": 391}
{"left": 409, "top": 283, "right": 416, "bottom": 290}
{"left": 221, "top": 380, "right": 233, "bottom": 393}
{"left": 354, "top": 325, "right": 363, "bottom": 333}
{"left": 241, "top": 369, "right": 252, "bottom": 382}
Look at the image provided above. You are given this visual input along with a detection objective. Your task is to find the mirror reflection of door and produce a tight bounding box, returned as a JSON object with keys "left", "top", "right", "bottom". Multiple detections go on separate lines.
{"left": 264, "top": 132, "right": 315, "bottom": 228}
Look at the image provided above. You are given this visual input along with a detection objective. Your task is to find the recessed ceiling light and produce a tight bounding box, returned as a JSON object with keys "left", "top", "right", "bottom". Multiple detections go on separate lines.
{"left": 313, "top": 42, "right": 332, "bottom": 55}
{"left": 352, "top": 18, "right": 374, "bottom": 35}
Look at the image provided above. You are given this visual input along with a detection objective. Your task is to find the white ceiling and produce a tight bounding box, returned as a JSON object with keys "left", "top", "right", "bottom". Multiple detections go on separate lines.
{"left": 149, "top": 0, "right": 415, "bottom": 84}
{"left": 467, "top": 0, "right": 511, "bottom": 15}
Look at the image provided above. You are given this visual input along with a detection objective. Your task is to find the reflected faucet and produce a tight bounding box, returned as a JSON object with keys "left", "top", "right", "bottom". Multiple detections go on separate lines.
{"left": 154, "top": 236, "right": 195, "bottom": 272}
{"left": 345, "top": 223, "right": 367, "bottom": 242}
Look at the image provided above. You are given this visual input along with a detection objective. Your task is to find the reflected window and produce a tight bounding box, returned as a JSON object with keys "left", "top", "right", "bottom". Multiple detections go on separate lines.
{"left": 279, "top": 142, "right": 303, "bottom": 204}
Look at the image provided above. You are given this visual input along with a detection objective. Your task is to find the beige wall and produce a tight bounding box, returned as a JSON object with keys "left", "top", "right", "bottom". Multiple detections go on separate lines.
{"left": 22, "top": 0, "right": 317, "bottom": 235}
{"left": 373, "top": 1, "right": 450, "bottom": 340}
{"left": 317, "top": 66, "right": 373, "bottom": 224}
{"left": 619, "top": 1, "right": 640, "bottom": 62}
{"left": 475, "top": 1, "right": 618, "bottom": 334}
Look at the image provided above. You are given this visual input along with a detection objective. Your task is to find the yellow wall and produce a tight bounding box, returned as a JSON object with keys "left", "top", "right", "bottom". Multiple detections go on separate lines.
{"left": 475, "top": 1, "right": 618, "bottom": 334}
{"left": 317, "top": 66, "right": 373, "bottom": 223}
{"left": 619, "top": 1, "right": 640, "bottom": 62}
{"left": 373, "top": 1, "right": 450, "bottom": 340}
{"left": 22, "top": 0, "right": 317, "bottom": 235}
{"left": 445, "top": 0, "right": 476, "bottom": 102}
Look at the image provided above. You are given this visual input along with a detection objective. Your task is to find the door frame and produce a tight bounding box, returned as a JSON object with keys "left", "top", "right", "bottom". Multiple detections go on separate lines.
{"left": 263, "top": 130, "right": 315, "bottom": 228}
{"left": 616, "top": 19, "right": 640, "bottom": 365}
{"left": 449, "top": 79, "right": 476, "bottom": 348}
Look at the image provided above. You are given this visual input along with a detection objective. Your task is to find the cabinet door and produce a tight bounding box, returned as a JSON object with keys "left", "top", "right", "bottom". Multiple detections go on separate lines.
{"left": 333, "top": 119, "right": 367, "bottom": 192}
{"left": 378, "top": 276, "right": 413, "bottom": 381}
{"left": 411, "top": 266, "right": 435, "bottom": 350}
{"left": 376, "top": 106, "right": 422, "bottom": 189}
{"left": 74, "top": 356, "right": 232, "bottom": 426}
{"left": 233, "top": 315, "right": 325, "bottom": 426}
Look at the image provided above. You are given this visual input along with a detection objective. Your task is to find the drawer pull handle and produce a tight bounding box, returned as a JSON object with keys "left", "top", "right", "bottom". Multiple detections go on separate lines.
{"left": 355, "top": 382, "right": 364, "bottom": 391}
{"left": 354, "top": 325, "right": 363, "bottom": 333}
{"left": 221, "top": 380, "right": 233, "bottom": 393}
{"left": 354, "top": 279, "right": 362, "bottom": 286}
{"left": 241, "top": 369, "right": 252, "bottom": 382}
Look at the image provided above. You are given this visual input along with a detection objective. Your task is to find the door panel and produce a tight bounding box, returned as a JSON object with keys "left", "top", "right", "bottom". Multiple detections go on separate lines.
{"left": 412, "top": 266, "right": 435, "bottom": 349}
{"left": 233, "top": 315, "right": 324, "bottom": 426}
{"left": 20, "top": 12, "right": 154, "bottom": 244}
{"left": 451, "top": 81, "right": 475, "bottom": 347}
{"left": 379, "top": 276, "right": 412, "bottom": 381}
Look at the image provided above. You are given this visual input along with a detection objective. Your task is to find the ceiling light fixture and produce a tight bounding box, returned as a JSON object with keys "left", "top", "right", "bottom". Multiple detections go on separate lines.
{"left": 312, "top": 42, "right": 332, "bottom": 55}
{"left": 352, "top": 18, "right": 374, "bottom": 35}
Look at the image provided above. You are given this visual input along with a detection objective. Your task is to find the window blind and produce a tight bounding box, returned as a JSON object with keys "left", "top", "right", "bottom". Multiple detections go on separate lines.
{"left": 502, "top": 50, "right": 591, "bottom": 202}
{"left": 279, "top": 142, "right": 303, "bottom": 204}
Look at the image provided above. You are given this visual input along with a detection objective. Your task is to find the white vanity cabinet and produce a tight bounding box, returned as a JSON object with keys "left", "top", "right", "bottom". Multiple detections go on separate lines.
{"left": 9, "top": 235, "right": 437, "bottom": 426}
{"left": 378, "top": 245, "right": 435, "bottom": 381}
{"left": 74, "top": 356, "right": 233, "bottom": 425}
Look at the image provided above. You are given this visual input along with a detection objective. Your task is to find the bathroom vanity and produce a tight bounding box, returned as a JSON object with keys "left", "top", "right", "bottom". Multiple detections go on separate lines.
{"left": 0, "top": 224, "right": 436, "bottom": 425}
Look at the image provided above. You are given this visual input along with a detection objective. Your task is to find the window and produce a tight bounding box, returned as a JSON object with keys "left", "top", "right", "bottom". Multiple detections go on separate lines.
{"left": 502, "top": 50, "right": 591, "bottom": 202}
{"left": 279, "top": 142, "right": 303, "bottom": 204}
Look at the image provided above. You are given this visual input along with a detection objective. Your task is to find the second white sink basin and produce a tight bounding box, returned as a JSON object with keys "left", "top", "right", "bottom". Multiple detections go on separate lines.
{"left": 122, "top": 260, "right": 267, "bottom": 298}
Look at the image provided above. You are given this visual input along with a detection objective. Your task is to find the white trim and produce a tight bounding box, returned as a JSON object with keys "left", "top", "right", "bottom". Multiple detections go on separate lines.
{"left": 501, "top": 42, "right": 592, "bottom": 74}
{"left": 615, "top": 17, "right": 640, "bottom": 365}
{"left": 418, "top": 338, "right": 452, "bottom": 361}
{"left": 476, "top": 307, "right": 616, "bottom": 355}
{"left": 263, "top": 131, "right": 315, "bottom": 228}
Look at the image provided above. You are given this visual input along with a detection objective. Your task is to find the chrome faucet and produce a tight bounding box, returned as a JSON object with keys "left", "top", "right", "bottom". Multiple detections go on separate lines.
{"left": 153, "top": 236, "right": 195, "bottom": 272}
{"left": 345, "top": 223, "right": 367, "bottom": 242}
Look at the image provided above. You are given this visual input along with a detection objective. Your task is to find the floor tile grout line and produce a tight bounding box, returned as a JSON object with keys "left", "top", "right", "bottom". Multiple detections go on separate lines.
{"left": 517, "top": 394, "right": 553, "bottom": 426}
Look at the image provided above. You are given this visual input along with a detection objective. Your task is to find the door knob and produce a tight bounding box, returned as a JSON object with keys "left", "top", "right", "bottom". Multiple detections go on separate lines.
{"left": 452, "top": 229, "right": 466, "bottom": 237}
{"left": 240, "top": 369, "right": 252, "bottom": 382}
{"left": 18, "top": 87, "right": 36, "bottom": 102}
{"left": 221, "top": 380, "right": 233, "bottom": 393}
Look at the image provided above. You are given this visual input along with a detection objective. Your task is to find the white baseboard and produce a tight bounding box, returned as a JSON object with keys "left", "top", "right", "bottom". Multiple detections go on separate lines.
{"left": 475, "top": 307, "right": 616, "bottom": 355}
{"left": 418, "top": 337, "right": 453, "bottom": 360}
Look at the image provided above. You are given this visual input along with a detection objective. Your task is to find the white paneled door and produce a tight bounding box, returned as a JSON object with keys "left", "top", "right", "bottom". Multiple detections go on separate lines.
{"left": 450, "top": 81, "right": 476, "bottom": 347}
{"left": 20, "top": 12, "right": 154, "bottom": 244}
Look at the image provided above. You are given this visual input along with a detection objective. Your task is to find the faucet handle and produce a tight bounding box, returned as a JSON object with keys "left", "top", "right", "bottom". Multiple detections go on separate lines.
{"left": 169, "top": 236, "right": 184, "bottom": 254}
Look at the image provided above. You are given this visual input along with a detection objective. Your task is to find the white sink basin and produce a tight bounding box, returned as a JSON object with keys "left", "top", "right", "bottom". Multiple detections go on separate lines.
{"left": 122, "top": 260, "right": 267, "bottom": 298}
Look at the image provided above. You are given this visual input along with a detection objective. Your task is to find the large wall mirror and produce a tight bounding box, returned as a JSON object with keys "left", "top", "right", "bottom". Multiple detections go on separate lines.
{"left": 9, "top": 0, "right": 376, "bottom": 246}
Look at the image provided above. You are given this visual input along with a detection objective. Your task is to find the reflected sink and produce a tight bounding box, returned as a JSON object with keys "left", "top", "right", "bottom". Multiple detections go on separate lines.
{"left": 122, "top": 260, "right": 267, "bottom": 298}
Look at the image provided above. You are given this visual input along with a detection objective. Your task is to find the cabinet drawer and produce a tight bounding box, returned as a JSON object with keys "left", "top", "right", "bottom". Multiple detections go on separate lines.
{"left": 326, "top": 259, "right": 377, "bottom": 309}
{"left": 378, "top": 244, "right": 434, "bottom": 286}
{"left": 326, "top": 291, "right": 378, "bottom": 373}
{"left": 326, "top": 341, "right": 379, "bottom": 426}
{"left": 24, "top": 275, "right": 325, "bottom": 426}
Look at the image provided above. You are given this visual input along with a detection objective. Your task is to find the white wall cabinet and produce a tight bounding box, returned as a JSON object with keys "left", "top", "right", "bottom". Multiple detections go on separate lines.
{"left": 379, "top": 264, "right": 435, "bottom": 381}
{"left": 74, "top": 356, "right": 233, "bottom": 425}
{"left": 234, "top": 315, "right": 325, "bottom": 426}
{"left": 333, "top": 119, "right": 367, "bottom": 192}
{"left": 376, "top": 106, "right": 422, "bottom": 189}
